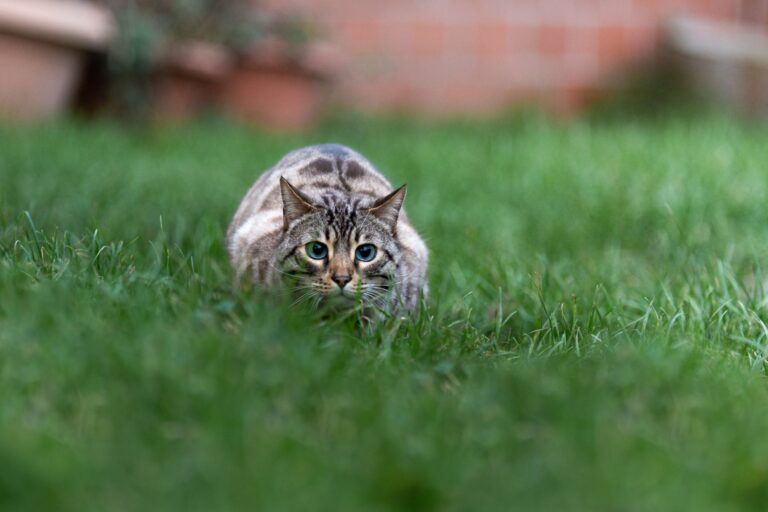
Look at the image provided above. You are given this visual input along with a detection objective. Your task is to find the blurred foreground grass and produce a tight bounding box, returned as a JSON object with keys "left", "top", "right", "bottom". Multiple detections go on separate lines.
{"left": 2, "top": 113, "right": 768, "bottom": 511}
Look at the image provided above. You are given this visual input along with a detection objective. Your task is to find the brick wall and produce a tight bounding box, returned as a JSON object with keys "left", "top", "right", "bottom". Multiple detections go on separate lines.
{"left": 263, "top": 0, "right": 767, "bottom": 114}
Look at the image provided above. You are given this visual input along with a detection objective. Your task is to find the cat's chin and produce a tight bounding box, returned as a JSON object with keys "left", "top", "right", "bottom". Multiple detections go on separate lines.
{"left": 322, "top": 290, "right": 361, "bottom": 311}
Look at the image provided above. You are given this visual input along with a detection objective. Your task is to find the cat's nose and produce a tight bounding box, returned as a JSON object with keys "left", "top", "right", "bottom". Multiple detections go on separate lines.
{"left": 332, "top": 274, "right": 352, "bottom": 288}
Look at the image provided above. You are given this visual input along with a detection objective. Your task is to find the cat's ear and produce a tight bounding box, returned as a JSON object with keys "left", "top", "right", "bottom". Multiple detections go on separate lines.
{"left": 367, "top": 185, "right": 406, "bottom": 230}
{"left": 280, "top": 177, "right": 315, "bottom": 229}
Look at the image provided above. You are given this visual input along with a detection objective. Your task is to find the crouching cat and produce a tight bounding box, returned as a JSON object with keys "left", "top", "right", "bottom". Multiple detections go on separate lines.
{"left": 226, "top": 144, "right": 428, "bottom": 316}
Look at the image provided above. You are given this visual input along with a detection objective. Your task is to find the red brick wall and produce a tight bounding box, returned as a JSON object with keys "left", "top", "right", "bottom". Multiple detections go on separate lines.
{"left": 263, "top": 0, "right": 764, "bottom": 114}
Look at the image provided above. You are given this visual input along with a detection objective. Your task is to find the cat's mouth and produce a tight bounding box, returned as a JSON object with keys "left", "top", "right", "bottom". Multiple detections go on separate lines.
{"left": 329, "top": 287, "right": 356, "bottom": 299}
{"left": 322, "top": 287, "right": 363, "bottom": 307}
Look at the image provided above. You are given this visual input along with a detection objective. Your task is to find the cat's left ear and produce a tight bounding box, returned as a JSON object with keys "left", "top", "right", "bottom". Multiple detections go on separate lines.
{"left": 367, "top": 185, "right": 406, "bottom": 230}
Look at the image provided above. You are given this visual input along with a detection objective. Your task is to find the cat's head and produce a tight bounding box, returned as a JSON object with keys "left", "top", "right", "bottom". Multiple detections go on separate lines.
{"left": 276, "top": 177, "right": 405, "bottom": 311}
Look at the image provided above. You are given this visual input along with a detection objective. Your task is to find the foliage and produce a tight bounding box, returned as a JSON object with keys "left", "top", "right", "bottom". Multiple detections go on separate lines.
{"left": 1, "top": 114, "right": 768, "bottom": 510}
{"left": 96, "top": 1, "right": 311, "bottom": 119}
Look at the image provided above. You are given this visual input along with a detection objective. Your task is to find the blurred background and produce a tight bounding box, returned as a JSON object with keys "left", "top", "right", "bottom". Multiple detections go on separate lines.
{"left": 0, "top": 0, "right": 767, "bottom": 129}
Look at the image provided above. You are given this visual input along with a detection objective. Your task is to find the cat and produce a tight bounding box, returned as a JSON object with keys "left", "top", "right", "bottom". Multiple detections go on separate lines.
{"left": 226, "top": 144, "right": 428, "bottom": 315}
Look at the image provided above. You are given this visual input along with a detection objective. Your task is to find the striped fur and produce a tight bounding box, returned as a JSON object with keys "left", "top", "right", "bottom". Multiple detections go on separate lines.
{"left": 226, "top": 144, "right": 428, "bottom": 314}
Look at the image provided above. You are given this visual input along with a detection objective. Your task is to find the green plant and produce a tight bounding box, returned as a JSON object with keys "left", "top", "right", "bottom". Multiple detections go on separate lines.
{"left": 98, "top": 0, "right": 317, "bottom": 120}
{"left": 104, "top": 5, "right": 165, "bottom": 120}
{"left": 96, "top": 0, "right": 278, "bottom": 119}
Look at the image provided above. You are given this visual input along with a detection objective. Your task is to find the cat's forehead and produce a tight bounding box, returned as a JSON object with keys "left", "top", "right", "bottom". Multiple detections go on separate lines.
{"left": 317, "top": 193, "right": 375, "bottom": 225}
{"left": 318, "top": 191, "right": 367, "bottom": 211}
{"left": 303, "top": 202, "right": 385, "bottom": 241}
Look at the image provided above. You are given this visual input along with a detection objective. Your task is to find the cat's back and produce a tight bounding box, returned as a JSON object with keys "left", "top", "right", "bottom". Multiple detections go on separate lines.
{"left": 273, "top": 143, "right": 394, "bottom": 195}
{"left": 230, "top": 144, "right": 393, "bottom": 227}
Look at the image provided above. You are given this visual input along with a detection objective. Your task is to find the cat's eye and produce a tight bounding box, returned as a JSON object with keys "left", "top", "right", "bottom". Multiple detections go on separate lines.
{"left": 355, "top": 244, "right": 377, "bottom": 262}
{"left": 306, "top": 241, "right": 328, "bottom": 260}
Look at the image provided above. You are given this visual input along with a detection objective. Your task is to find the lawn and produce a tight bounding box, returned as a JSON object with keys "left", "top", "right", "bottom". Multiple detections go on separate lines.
{"left": 2, "top": 113, "right": 768, "bottom": 511}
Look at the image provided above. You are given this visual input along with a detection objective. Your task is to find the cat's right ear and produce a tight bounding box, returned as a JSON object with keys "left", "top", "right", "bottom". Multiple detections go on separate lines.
{"left": 280, "top": 177, "right": 315, "bottom": 229}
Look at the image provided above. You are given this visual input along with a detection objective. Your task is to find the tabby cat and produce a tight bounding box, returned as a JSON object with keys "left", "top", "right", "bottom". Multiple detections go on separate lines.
{"left": 226, "top": 144, "right": 428, "bottom": 315}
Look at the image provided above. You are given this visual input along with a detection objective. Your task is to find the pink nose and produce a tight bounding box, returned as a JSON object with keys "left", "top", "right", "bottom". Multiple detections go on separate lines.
{"left": 332, "top": 274, "right": 351, "bottom": 288}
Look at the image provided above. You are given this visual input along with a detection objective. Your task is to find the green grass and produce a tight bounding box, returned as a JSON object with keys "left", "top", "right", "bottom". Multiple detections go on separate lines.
{"left": 2, "top": 113, "right": 768, "bottom": 511}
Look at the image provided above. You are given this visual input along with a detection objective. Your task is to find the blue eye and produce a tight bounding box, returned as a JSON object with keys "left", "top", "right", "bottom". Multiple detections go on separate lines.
{"left": 306, "top": 242, "right": 328, "bottom": 260}
{"left": 355, "top": 244, "right": 377, "bottom": 262}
